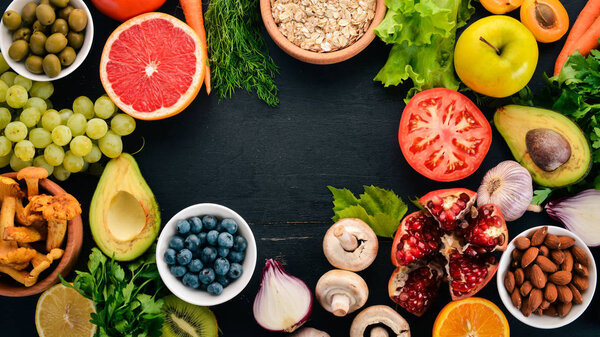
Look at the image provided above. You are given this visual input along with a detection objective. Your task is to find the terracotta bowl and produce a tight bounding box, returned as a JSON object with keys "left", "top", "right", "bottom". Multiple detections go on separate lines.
{"left": 260, "top": 0, "right": 387, "bottom": 64}
{"left": 0, "top": 173, "right": 83, "bottom": 297}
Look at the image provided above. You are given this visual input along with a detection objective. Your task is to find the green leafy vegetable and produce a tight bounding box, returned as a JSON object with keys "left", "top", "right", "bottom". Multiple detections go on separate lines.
{"left": 328, "top": 185, "right": 408, "bottom": 237}
{"left": 205, "top": 0, "right": 279, "bottom": 106}
{"left": 61, "top": 247, "right": 165, "bottom": 337}
{"left": 532, "top": 188, "right": 553, "bottom": 205}
{"left": 374, "top": 0, "right": 474, "bottom": 99}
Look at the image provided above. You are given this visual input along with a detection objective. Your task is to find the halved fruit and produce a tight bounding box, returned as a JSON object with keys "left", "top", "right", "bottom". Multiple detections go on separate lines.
{"left": 35, "top": 284, "right": 96, "bottom": 337}
{"left": 433, "top": 297, "right": 509, "bottom": 337}
{"left": 464, "top": 204, "right": 508, "bottom": 252}
{"left": 391, "top": 211, "right": 441, "bottom": 267}
{"left": 520, "top": 0, "right": 569, "bottom": 43}
{"left": 419, "top": 188, "right": 477, "bottom": 232}
{"left": 162, "top": 295, "right": 218, "bottom": 337}
{"left": 388, "top": 261, "right": 443, "bottom": 317}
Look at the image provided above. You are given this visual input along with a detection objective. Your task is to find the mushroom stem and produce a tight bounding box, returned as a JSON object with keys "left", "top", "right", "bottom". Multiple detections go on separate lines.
{"left": 331, "top": 293, "right": 351, "bottom": 316}
{"left": 370, "top": 327, "right": 389, "bottom": 337}
{"left": 333, "top": 226, "right": 358, "bottom": 251}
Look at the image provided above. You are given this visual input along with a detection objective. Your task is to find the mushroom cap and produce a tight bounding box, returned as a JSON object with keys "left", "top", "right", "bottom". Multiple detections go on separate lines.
{"left": 323, "top": 218, "right": 378, "bottom": 272}
{"left": 42, "top": 193, "right": 82, "bottom": 221}
{"left": 350, "top": 305, "right": 411, "bottom": 337}
{"left": 315, "top": 269, "right": 368, "bottom": 317}
{"left": 290, "top": 327, "right": 331, "bottom": 337}
{"left": 16, "top": 166, "right": 49, "bottom": 181}
{"left": 0, "top": 176, "right": 23, "bottom": 201}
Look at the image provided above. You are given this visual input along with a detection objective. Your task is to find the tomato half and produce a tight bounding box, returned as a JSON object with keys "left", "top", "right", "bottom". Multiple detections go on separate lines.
{"left": 91, "top": 0, "right": 167, "bottom": 22}
{"left": 398, "top": 88, "right": 492, "bottom": 182}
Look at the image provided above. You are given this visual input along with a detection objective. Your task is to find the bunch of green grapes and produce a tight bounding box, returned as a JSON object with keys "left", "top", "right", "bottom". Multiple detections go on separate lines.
{"left": 0, "top": 53, "right": 136, "bottom": 181}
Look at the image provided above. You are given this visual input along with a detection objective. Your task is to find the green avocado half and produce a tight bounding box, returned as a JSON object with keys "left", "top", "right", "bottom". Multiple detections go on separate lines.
{"left": 90, "top": 153, "right": 161, "bottom": 261}
{"left": 494, "top": 105, "right": 591, "bottom": 188}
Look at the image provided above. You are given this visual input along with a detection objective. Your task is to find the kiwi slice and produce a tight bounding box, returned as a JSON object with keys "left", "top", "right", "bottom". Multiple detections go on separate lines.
{"left": 161, "top": 295, "right": 219, "bottom": 337}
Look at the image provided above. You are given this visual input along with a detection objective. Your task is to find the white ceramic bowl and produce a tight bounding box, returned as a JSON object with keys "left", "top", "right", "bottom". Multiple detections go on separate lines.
{"left": 497, "top": 225, "right": 596, "bottom": 329}
{"left": 0, "top": 0, "right": 94, "bottom": 81}
{"left": 156, "top": 203, "right": 257, "bottom": 306}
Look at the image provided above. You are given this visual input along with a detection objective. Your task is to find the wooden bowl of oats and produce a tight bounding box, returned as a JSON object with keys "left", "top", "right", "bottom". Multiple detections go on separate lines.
{"left": 260, "top": 0, "right": 386, "bottom": 64}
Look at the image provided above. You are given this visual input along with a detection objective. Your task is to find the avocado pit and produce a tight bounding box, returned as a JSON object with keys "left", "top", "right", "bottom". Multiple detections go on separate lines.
{"left": 107, "top": 191, "right": 147, "bottom": 241}
{"left": 525, "top": 128, "right": 571, "bottom": 171}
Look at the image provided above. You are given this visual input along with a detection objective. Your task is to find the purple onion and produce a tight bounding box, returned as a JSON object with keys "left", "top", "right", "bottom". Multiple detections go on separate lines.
{"left": 546, "top": 189, "right": 600, "bottom": 247}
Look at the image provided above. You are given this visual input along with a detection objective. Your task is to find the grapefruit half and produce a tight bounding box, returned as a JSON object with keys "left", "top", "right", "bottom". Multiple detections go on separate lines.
{"left": 100, "top": 12, "right": 206, "bottom": 120}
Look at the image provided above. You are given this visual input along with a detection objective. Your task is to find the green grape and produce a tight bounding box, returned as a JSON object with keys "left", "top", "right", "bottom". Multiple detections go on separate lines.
{"left": 45, "top": 99, "right": 53, "bottom": 109}
{"left": 53, "top": 165, "right": 70, "bottom": 181}
{"left": 63, "top": 150, "right": 84, "bottom": 173}
{"left": 59, "top": 109, "right": 73, "bottom": 124}
{"left": 51, "top": 125, "right": 72, "bottom": 146}
{"left": 0, "top": 72, "right": 17, "bottom": 86}
{"left": 0, "top": 107, "right": 11, "bottom": 130}
{"left": 44, "top": 144, "right": 65, "bottom": 166}
{"left": 0, "top": 80, "right": 7, "bottom": 103}
{"left": 81, "top": 160, "right": 89, "bottom": 172}
{"left": 9, "top": 153, "right": 31, "bottom": 171}
{"left": 29, "top": 128, "right": 52, "bottom": 148}
{"left": 25, "top": 97, "right": 47, "bottom": 112}
{"left": 33, "top": 155, "right": 54, "bottom": 175}
{"left": 0, "top": 54, "right": 9, "bottom": 74}
{"left": 6, "top": 85, "right": 28, "bottom": 108}
{"left": 5, "top": 121, "right": 28, "bottom": 142}
{"left": 86, "top": 118, "right": 108, "bottom": 139}
{"left": 83, "top": 144, "right": 101, "bottom": 163}
{"left": 0, "top": 151, "right": 11, "bottom": 168}
{"left": 73, "top": 96, "right": 94, "bottom": 119}
{"left": 70, "top": 135, "right": 92, "bottom": 156}
{"left": 94, "top": 95, "right": 116, "bottom": 119}
{"left": 14, "top": 140, "right": 35, "bottom": 161}
{"left": 0, "top": 136, "right": 11, "bottom": 156}
{"left": 29, "top": 81, "right": 54, "bottom": 100}
{"left": 20, "top": 107, "right": 41, "bottom": 127}
{"left": 110, "top": 113, "right": 136, "bottom": 136}
{"left": 98, "top": 131, "right": 122, "bottom": 158}
{"left": 66, "top": 113, "right": 87, "bottom": 136}
{"left": 14, "top": 76, "right": 32, "bottom": 91}
{"left": 41, "top": 109, "right": 61, "bottom": 131}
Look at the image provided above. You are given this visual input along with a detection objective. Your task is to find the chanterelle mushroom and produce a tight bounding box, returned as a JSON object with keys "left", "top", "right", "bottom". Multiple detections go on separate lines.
{"left": 315, "top": 269, "right": 368, "bottom": 317}
{"left": 42, "top": 193, "right": 82, "bottom": 251}
{"left": 323, "top": 218, "right": 378, "bottom": 272}
{"left": 17, "top": 166, "right": 48, "bottom": 198}
{"left": 349, "top": 305, "right": 411, "bottom": 337}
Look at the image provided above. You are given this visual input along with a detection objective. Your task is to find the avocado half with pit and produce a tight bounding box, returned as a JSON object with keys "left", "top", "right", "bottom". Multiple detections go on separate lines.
{"left": 494, "top": 105, "right": 591, "bottom": 188}
{"left": 90, "top": 153, "right": 160, "bottom": 261}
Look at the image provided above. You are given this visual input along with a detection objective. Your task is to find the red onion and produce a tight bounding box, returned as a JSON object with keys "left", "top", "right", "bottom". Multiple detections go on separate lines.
{"left": 253, "top": 259, "right": 312, "bottom": 332}
{"left": 546, "top": 189, "right": 600, "bottom": 247}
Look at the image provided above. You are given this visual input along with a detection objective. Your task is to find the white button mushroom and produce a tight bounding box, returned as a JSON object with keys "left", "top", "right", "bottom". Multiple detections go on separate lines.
{"left": 349, "top": 305, "right": 411, "bottom": 337}
{"left": 290, "top": 327, "right": 331, "bottom": 337}
{"left": 315, "top": 269, "right": 368, "bottom": 317}
{"left": 322, "top": 218, "right": 378, "bottom": 271}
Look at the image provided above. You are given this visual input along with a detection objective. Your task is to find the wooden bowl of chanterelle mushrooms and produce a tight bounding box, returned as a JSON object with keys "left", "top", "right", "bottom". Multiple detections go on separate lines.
{"left": 0, "top": 167, "right": 83, "bottom": 297}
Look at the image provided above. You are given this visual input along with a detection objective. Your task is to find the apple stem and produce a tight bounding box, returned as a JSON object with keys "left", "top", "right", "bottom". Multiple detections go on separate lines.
{"left": 479, "top": 36, "right": 500, "bottom": 55}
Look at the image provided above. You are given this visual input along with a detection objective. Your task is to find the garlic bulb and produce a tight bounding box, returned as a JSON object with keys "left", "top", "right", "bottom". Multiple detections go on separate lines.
{"left": 477, "top": 161, "right": 533, "bottom": 221}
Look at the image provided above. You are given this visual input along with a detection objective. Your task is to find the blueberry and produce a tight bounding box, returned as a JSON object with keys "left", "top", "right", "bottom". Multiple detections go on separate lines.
{"left": 228, "top": 263, "right": 243, "bottom": 279}
{"left": 198, "top": 232, "right": 207, "bottom": 246}
{"left": 199, "top": 283, "right": 208, "bottom": 291}
{"left": 189, "top": 216, "right": 203, "bottom": 233}
{"left": 176, "top": 249, "right": 193, "bottom": 265}
{"left": 200, "top": 246, "right": 217, "bottom": 264}
{"left": 164, "top": 248, "right": 176, "bottom": 265}
{"left": 228, "top": 251, "right": 245, "bottom": 263}
{"left": 188, "top": 259, "right": 203, "bottom": 273}
{"left": 207, "top": 282, "right": 223, "bottom": 296}
{"left": 232, "top": 235, "right": 247, "bottom": 252}
{"left": 221, "top": 218, "right": 238, "bottom": 234}
{"left": 215, "top": 221, "right": 224, "bottom": 232}
{"left": 202, "top": 215, "right": 218, "bottom": 230}
{"left": 169, "top": 236, "right": 185, "bottom": 250}
{"left": 217, "top": 232, "right": 234, "bottom": 248}
{"left": 185, "top": 234, "right": 201, "bottom": 251}
{"left": 217, "top": 247, "right": 229, "bottom": 258}
{"left": 199, "top": 268, "right": 216, "bottom": 285}
{"left": 207, "top": 230, "right": 219, "bottom": 246}
{"left": 216, "top": 275, "right": 230, "bottom": 287}
{"left": 170, "top": 265, "right": 186, "bottom": 278}
{"left": 214, "top": 257, "right": 230, "bottom": 276}
{"left": 182, "top": 273, "right": 200, "bottom": 288}
{"left": 177, "top": 219, "right": 191, "bottom": 235}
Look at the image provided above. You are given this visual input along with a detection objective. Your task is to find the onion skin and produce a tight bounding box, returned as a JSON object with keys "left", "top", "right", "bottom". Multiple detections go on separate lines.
{"left": 546, "top": 189, "right": 600, "bottom": 247}
{"left": 478, "top": 160, "right": 533, "bottom": 221}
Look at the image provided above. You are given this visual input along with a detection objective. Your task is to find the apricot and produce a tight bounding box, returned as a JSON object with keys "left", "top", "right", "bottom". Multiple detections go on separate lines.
{"left": 520, "top": 0, "right": 569, "bottom": 43}
{"left": 481, "top": 0, "right": 524, "bottom": 14}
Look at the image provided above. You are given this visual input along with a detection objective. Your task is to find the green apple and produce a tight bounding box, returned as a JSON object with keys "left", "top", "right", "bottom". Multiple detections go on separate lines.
{"left": 454, "top": 15, "right": 538, "bottom": 98}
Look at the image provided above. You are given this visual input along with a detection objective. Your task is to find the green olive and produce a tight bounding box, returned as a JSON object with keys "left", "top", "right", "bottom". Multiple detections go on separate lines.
{"left": 68, "top": 9, "right": 87, "bottom": 32}
{"left": 42, "top": 54, "right": 61, "bottom": 77}
{"left": 45, "top": 33, "right": 68, "bottom": 54}
{"left": 58, "top": 46, "right": 76, "bottom": 66}
{"left": 29, "top": 31, "right": 47, "bottom": 56}
{"left": 21, "top": 2, "right": 38, "bottom": 25}
{"left": 67, "top": 31, "right": 83, "bottom": 50}
{"left": 3, "top": 11, "right": 22, "bottom": 31}
{"left": 12, "top": 27, "right": 32, "bottom": 42}
{"left": 51, "top": 18, "right": 68, "bottom": 35}
{"left": 50, "top": 0, "right": 70, "bottom": 8}
{"left": 8, "top": 40, "right": 29, "bottom": 62}
{"left": 25, "top": 55, "right": 43, "bottom": 74}
{"left": 32, "top": 20, "right": 50, "bottom": 35}
{"left": 36, "top": 4, "right": 55, "bottom": 26}
{"left": 58, "top": 6, "right": 73, "bottom": 21}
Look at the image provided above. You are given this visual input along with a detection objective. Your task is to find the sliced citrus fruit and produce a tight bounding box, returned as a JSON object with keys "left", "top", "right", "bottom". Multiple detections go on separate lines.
{"left": 100, "top": 12, "right": 206, "bottom": 120}
{"left": 35, "top": 284, "right": 96, "bottom": 337}
{"left": 432, "top": 297, "right": 509, "bottom": 337}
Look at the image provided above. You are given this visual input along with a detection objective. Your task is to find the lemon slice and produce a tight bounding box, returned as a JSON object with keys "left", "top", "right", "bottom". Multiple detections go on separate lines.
{"left": 35, "top": 284, "right": 97, "bottom": 337}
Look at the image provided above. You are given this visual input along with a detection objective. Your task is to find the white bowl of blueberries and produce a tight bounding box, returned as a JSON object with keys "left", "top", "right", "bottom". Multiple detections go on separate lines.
{"left": 156, "top": 203, "right": 257, "bottom": 306}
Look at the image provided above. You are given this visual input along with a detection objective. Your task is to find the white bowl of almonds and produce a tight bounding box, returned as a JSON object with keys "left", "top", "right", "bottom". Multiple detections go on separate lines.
{"left": 497, "top": 225, "right": 596, "bottom": 329}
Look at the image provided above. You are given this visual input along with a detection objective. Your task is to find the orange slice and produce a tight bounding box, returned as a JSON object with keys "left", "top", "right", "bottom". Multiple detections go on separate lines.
{"left": 432, "top": 297, "right": 510, "bottom": 337}
{"left": 35, "top": 284, "right": 96, "bottom": 337}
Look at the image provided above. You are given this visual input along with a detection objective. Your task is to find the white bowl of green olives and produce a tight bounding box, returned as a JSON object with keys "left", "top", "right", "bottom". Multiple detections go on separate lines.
{"left": 0, "top": 0, "right": 93, "bottom": 81}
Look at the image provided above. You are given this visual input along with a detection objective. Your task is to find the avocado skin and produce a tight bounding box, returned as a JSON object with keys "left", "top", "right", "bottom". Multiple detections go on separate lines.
{"left": 89, "top": 153, "right": 161, "bottom": 261}
{"left": 494, "top": 105, "right": 591, "bottom": 188}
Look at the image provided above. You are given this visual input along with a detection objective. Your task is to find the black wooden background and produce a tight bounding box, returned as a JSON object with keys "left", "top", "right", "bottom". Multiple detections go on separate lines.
{"left": 0, "top": 0, "right": 598, "bottom": 336}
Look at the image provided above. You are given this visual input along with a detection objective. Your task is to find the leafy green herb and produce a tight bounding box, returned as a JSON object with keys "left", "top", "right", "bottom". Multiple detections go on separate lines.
{"left": 205, "top": 0, "right": 279, "bottom": 106}
{"left": 328, "top": 185, "right": 408, "bottom": 237}
{"left": 61, "top": 247, "right": 165, "bottom": 337}
{"left": 532, "top": 188, "right": 553, "bottom": 205}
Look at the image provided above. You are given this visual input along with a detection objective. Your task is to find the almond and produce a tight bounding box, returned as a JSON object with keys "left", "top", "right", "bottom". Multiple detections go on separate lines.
{"left": 574, "top": 263, "right": 589, "bottom": 277}
{"left": 573, "top": 275, "right": 589, "bottom": 291}
{"left": 504, "top": 271, "right": 515, "bottom": 293}
{"left": 515, "top": 268, "right": 525, "bottom": 286}
{"left": 549, "top": 271, "right": 572, "bottom": 285}
{"left": 557, "top": 285, "right": 573, "bottom": 303}
{"left": 520, "top": 280, "right": 533, "bottom": 297}
{"left": 534, "top": 308, "right": 543, "bottom": 316}
{"left": 544, "top": 283, "right": 558, "bottom": 303}
{"left": 540, "top": 299, "right": 551, "bottom": 310}
{"left": 568, "top": 283, "right": 583, "bottom": 305}
{"left": 544, "top": 234, "right": 561, "bottom": 249}
{"left": 558, "top": 236, "right": 576, "bottom": 249}
{"left": 528, "top": 288, "right": 543, "bottom": 311}
{"left": 511, "top": 289, "right": 522, "bottom": 309}
{"left": 539, "top": 245, "right": 549, "bottom": 257}
{"left": 571, "top": 246, "right": 590, "bottom": 266}
{"left": 510, "top": 259, "right": 519, "bottom": 269}
{"left": 531, "top": 226, "right": 548, "bottom": 246}
{"left": 544, "top": 305, "right": 558, "bottom": 316}
{"left": 521, "top": 299, "right": 532, "bottom": 317}
{"left": 530, "top": 264, "right": 547, "bottom": 289}
{"left": 561, "top": 251, "right": 574, "bottom": 272}
{"left": 536, "top": 255, "right": 557, "bottom": 273}
{"left": 512, "top": 249, "right": 523, "bottom": 261}
{"left": 551, "top": 250, "right": 565, "bottom": 265}
{"left": 521, "top": 247, "right": 539, "bottom": 268}
{"left": 514, "top": 237, "right": 531, "bottom": 250}
{"left": 557, "top": 302, "right": 572, "bottom": 317}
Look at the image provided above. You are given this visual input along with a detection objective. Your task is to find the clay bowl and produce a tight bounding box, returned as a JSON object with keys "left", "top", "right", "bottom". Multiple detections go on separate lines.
{"left": 260, "top": 0, "right": 387, "bottom": 64}
{"left": 0, "top": 173, "right": 83, "bottom": 297}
